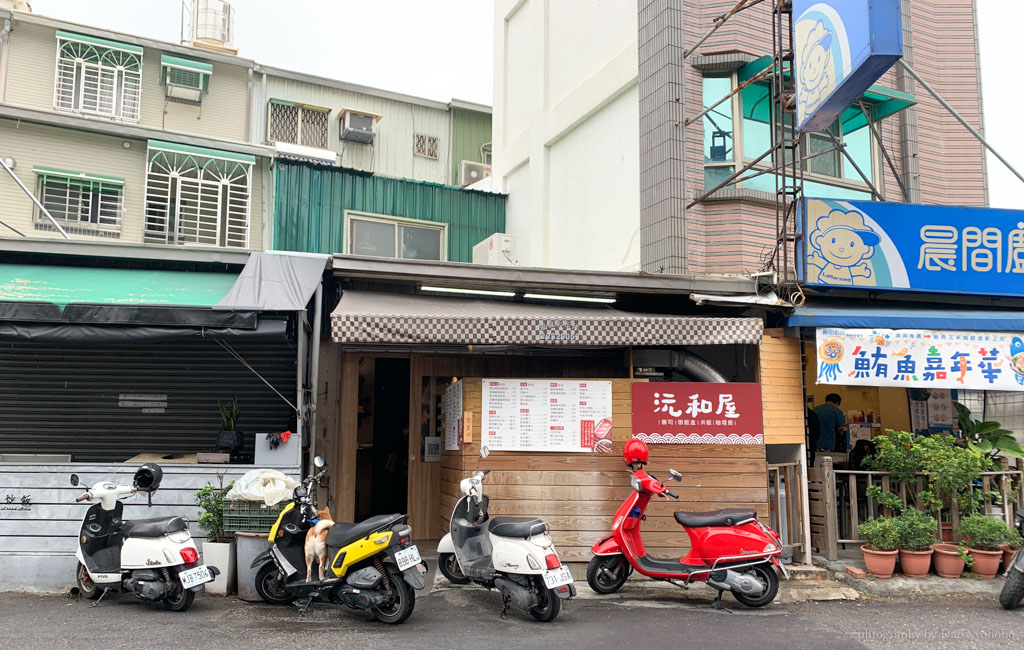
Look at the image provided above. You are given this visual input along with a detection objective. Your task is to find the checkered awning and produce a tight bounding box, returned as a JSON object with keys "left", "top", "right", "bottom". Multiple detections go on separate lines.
{"left": 330, "top": 291, "right": 763, "bottom": 346}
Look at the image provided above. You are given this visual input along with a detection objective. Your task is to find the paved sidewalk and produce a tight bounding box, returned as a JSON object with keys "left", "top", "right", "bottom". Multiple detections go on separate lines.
{"left": 815, "top": 553, "right": 1008, "bottom": 598}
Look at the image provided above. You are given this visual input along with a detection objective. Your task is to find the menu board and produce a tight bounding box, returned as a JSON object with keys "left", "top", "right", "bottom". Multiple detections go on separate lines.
{"left": 481, "top": 379, "right": 613, "bottom": 452}
{"left": 442, "top": 380, "right": 463, "bottom": 451}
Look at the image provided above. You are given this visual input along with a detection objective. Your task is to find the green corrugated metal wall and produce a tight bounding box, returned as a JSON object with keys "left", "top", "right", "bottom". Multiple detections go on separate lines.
{"left": 450, "top": 107, "right": 492, "bottom": 183}
{"left": 273, "top": 162, "right": 505, "bottom": 262}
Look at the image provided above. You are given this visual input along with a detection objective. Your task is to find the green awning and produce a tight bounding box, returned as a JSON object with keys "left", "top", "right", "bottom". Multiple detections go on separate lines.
{"left": 56, "top": 30, "right": 143, "bottom": 55}
{"left": 147, "top": 139, "right": 256, "bottom": 165}
{"left": 160, "top": 54, "right": 213, "bottom": 75}
{"left": 0, "top": 264, "right": 237, "bottom": 308}
{"left": 32, "top": 166, "right": 125, "bottom": 185}
{"left": 737, "top": 55, "right": 916, "bottom": 134}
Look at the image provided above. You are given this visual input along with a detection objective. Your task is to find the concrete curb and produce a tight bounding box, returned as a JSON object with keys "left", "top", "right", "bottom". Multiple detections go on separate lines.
{"left": 814, "top": 554, "right": 1007, "bottom": 598}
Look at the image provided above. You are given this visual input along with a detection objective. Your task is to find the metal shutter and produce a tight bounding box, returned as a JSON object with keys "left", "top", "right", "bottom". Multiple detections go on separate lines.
{"left": 0, "top": 337, "right": 296, "bottom": 462}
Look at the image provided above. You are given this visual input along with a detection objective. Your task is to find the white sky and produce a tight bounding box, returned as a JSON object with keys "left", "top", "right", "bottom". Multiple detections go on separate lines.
{"left": 25, "top": 0, "right": 1024, "bottom": 208}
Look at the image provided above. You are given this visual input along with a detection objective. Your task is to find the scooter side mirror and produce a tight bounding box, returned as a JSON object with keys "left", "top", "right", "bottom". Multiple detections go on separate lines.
{"left": 313, "top": 455, "right": 326, "bottom": 468}
{"left": 70, "top": 474, "right": 79, "bottom": 487}
{"left": 480, "top": 446, "right": 490, "bottom": 459}
{"left": 668, "top": 469, "right": 682, "bottom": 482}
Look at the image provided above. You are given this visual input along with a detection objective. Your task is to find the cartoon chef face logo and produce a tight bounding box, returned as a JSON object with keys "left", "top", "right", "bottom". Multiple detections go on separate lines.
{"left": 807, "top": 208, "right": 880, "bottom": 286}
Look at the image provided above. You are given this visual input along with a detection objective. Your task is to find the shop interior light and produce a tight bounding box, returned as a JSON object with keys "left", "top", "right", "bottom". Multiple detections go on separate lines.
{"left": 421, "top": 285, "right": 516, "bottom": 297}
{"left": 522, "top": 293, "right": 616, "bottom": 304}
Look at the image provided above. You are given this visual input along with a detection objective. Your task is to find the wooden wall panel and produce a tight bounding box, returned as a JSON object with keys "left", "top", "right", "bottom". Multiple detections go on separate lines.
{"left": 759, "top": 330, "right": 807, "bottom": 445}
{"left": 441, "top": 377, "right": 769, "bottom": 562}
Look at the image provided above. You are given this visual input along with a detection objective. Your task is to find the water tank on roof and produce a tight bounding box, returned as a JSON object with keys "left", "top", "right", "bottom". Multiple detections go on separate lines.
{"left": 188, "top": 0, "right": 236, "bottom": 53}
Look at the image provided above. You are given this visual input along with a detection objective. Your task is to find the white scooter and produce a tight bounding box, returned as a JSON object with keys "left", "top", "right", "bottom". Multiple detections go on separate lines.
{"left": 437, "top": 447, "right": 574, "bottom": 622}
{"left": 70, "top": 464, "right": 217, "bottom": 611}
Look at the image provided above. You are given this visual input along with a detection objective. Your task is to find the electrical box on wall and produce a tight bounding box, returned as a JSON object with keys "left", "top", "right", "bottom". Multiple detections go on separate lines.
{"left": 472, "top": 233, "right": 517, "bottom": 266}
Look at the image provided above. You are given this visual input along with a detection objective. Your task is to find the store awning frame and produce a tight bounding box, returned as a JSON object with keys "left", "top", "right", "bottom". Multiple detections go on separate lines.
{"left": 784, "top": 304, "right": 1024, "bottom": 332}
{"left": 330, "top": 290, "right": 764, "bottom": 347}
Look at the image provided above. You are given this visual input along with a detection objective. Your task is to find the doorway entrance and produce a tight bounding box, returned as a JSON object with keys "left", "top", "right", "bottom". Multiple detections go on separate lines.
{"left": 355, "top": 357, "right": 410, "bottom": 520}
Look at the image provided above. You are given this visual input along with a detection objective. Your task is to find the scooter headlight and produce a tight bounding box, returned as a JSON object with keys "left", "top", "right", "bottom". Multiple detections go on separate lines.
{"left": 630, "top": 475, "right": 641, "bottom": 492}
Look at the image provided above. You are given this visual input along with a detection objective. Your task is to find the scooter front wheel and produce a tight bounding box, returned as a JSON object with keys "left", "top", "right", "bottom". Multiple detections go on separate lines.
{"left": 254, "top": 563, "right": 295, "bottom": 605}
{"left": 586, "top": 555, "right": 629, "bottom": 594}
{"left": 75, "top": 562, "right": 102, "bottom": 600}
{"left": 438, "top": 553, "right": 470, "bottom": 585}
{"left": 731, "top": 563, "right": 779, "bottom": 608}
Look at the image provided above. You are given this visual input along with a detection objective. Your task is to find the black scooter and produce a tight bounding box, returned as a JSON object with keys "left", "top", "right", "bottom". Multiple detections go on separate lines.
{"left": 999, "top": 510, "right": 1024, "bottom": 609}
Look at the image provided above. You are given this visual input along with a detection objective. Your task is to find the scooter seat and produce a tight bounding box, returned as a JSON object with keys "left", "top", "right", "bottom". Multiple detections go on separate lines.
{"left": 674, "top": 508, "right": 757, "bottom": 528}
{"left": 326, "top": 513, "right": 404, "bottom": 548}
{"left": 121, "top": 516, "right": 187, "bottom": 538}
{"left": 488, "top": 516, "right": 547, "bottom": 538}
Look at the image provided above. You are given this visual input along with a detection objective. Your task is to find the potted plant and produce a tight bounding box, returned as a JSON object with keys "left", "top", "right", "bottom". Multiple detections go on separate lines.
{"left": 895, "top": 508, "right": 937, "bottom": 578}
{"left": 217, "top": 394, "right": 243, "bottom": 457}
{"left": 960, "top": 514, "right": 1012, "bottom": 579}
{"left": 931, "top": 542, "right": 971, "bottom": 578}
{"left": 1003, "top": 525, "right": 1024, "bottom": 573}
{"left": 195, "top": 479, "right": 236, "bottom": 595}
{"left": 858, "top": 516, "right": 900, "bottom": 578}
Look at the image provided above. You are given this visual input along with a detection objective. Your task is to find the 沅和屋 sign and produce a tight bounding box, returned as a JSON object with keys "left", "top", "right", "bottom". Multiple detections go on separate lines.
{"left": 816, "top": 327, "right": 1024, "bottom": 391}
{"left": 631, "top": 382, "right": 764, "bottom": 445}
{"left": 800, "top": 198, "right": 1024, "bottom": 298}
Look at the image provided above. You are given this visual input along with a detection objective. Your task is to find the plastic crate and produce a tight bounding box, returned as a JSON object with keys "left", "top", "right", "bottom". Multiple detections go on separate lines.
{"left": 223, "top": 500, "right": 283, "bottom": 533}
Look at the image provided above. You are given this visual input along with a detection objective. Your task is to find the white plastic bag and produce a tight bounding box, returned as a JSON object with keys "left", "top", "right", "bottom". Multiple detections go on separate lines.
{"left": 224, "top": 468, "right": 299, "bottom": 506}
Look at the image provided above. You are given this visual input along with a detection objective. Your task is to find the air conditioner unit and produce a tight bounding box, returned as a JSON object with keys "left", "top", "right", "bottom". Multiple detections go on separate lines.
{"left": 472, "top": 233, "right": 517, "bottom": 266}
{"left": 340, "top": 109, "right": 379, "bottom": 144}
{"left": 459, "top": 160, "right": 492, "bottom": 187}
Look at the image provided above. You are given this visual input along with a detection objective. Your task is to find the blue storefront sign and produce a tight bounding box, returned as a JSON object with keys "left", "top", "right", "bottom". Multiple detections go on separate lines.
{"left": 799, "top": 198, "right": 1024, "bottom": 298}
{"left": 794, "top": 0, "right": 903, "bottom": 132}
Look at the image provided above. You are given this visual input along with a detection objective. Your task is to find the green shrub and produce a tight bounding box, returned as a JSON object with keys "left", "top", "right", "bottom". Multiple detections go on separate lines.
{"left": 859, "top": 516, "right": 900, "bottom": 552}
{"left": 895, "top": 508, "right": 937, "bottom": 551}
{"left": 195, "top": 481, "right": 235, "bottom": 543}
{"left": 959, "top": 514, "right": 1013, "bottom": 551}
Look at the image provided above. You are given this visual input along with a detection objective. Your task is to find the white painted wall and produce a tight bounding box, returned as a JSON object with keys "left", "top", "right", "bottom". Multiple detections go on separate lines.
{"left": 493, "top": 0, "right": 640, "bottom": 271}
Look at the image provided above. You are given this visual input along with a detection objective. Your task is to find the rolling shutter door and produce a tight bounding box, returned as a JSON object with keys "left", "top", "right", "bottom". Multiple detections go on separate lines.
{"left": 0, "top": 337, "right": 296, "bottom": 462}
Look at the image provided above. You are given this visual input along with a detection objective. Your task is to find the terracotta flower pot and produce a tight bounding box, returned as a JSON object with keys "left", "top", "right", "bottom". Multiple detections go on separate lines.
{"left": 861, "top": 545, "right": 898, "bottom": 579}
{"left": 931, "top": 543, "right": 965, "bottom": 578}
{"left": 898, "top": 548, "right": 933, "bottom": 578}
{"left": 1002, "top": 545, "right": 1019, "bottom": 573}
{"left": 968, "top": 548, "right": 1003, "bottom": 579}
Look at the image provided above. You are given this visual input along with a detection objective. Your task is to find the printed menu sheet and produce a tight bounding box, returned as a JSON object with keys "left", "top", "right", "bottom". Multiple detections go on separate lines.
{"left": 481, "top": 379, "right": 613, "bottom": 452}
{"left": 442, "top": 380, "right": 463, "bottom": 451}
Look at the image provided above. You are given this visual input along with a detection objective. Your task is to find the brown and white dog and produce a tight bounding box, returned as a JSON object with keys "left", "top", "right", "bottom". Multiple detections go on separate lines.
{"left": 304, "top": 506, "right": 334, "bottom": 581}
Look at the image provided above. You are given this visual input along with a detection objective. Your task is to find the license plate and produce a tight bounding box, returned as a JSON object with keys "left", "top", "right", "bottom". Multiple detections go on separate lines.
{"left": 179, "top": 565, "right": 213, "bottom": 589}
{"left": 394, "top": 545, "right": 421, "bottom": 571}
{"left": 543, "top": 565, "right": 573, "bottom": 589}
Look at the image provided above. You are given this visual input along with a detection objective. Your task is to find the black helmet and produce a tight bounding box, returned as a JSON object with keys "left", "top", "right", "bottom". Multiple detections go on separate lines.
{"left": 133, "top": 463, "right": 163, "bottom": 492}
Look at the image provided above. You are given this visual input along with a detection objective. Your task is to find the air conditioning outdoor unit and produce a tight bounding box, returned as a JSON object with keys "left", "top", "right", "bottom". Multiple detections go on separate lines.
{"left": 340, "top": 109, "right": 379, "bottom": 144}
{"left": 459, "top": 160, "right": 492, "bottom": 187}
{"left": 472, "top": 233, "right": 517, "bottom": 266}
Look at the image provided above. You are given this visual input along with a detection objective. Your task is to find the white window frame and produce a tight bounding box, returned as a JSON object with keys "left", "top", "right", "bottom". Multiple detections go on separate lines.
{"left": 413, "top": 133, "right": 440, "bottom": 160}
{"left": 143, "top": 145, "right": 252, "bottom": 248}
{"left": 33, "top": 168, "right": 124, "bottom": 235}
{"left": 344, "top": 210, "right": 447, "bottom": 261}
{"left": 267, "top": 101, "right": 331, "bottom": 150}
{"left": 53, "top": 35, "right": 142, "bottom": 121}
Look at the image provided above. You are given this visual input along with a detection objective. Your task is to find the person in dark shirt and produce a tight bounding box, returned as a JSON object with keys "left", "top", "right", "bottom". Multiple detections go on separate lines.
{"left": 813, "top": 393, "right": 846, "bottom": 451}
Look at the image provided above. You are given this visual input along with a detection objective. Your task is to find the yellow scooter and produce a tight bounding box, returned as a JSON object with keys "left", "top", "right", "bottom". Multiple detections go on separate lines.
{"left": 249, "top": 457, "right": 426, "bottom": 624}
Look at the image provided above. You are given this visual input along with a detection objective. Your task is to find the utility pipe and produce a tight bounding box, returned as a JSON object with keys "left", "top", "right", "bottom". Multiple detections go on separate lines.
{"left": 0, "top": 155, "right": 69, "bottom": 238}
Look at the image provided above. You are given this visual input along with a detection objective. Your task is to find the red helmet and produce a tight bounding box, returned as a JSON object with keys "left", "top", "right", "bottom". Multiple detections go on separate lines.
{"left": 623, "top": 438, "right": 649, "bottom": 466}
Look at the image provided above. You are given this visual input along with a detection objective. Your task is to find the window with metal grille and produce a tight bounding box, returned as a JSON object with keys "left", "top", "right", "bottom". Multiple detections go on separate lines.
{"left": 34, "top": 168, "right": 123, "bottom": 234}
{"left": 268, "top": 101, "right": 330, "bottom": 150}
{"left": 413, "top": 133, "right": 440, "bottom": 160}
{"left": 346, "top": 212, "right": 446, "bottom": 261}
{"left": 143, "top": 146, "right": 252, "bottom": 248}
{"left": 54, "top": 35, "right": 142, "bottom": 121}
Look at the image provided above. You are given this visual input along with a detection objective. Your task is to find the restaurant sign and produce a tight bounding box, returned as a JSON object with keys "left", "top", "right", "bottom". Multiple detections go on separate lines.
{"left": 801, "top": 198, "right": 1024, "bottom": 298}
{"left": 631, "top": 382, "right": 764, "bottom": 445}
{"left": 816, "top": 327, "right": 1024, "bottom": 391}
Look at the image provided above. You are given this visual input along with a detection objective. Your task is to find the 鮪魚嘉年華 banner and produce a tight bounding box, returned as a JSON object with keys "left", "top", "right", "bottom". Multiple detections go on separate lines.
{"left": 816, "top": 327, "right": 1024, "bottom": 391}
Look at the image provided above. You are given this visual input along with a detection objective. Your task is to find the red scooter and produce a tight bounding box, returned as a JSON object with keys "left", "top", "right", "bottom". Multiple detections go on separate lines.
{"left": 587, "top": 439, "right": 787, "bottom": 608}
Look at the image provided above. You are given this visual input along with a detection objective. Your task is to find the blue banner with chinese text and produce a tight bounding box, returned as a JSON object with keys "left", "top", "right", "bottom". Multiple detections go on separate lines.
{"left": 800, "top": 198, "right": 1024, "bottom": 298}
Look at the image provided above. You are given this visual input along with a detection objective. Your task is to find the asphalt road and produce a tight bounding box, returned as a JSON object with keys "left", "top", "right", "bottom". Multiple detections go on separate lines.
{"left": 1, "top": 582, "right": 1021, "bottom": 650}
